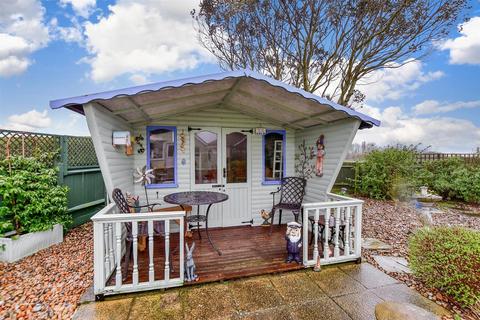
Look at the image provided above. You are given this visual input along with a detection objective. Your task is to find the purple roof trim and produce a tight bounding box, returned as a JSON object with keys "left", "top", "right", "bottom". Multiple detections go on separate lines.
{"left": 49, "top": 69, "right": 380, "bottom": 128}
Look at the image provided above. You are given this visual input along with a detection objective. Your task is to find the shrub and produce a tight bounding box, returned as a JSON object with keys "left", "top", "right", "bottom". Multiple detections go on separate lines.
{"left": 353, "top": 147, "right": 420, "bottom": 200}
{"left": 419, "top": 158, "right": 480, "bottom": 203}
{"left": 409, "top": 227, "right": 480, "bottom": 307}
{"left": 0, "top": 154, "right": 70, "bottom": 236}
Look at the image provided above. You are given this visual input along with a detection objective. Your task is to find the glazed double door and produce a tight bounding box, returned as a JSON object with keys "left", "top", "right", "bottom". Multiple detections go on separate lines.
{"left": 190, "top": 128, "right": 252, "bottom": 227}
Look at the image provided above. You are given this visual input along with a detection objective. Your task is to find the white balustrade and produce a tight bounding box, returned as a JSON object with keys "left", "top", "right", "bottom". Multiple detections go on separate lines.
{"left": 302, "top": 193, "right": 363, "bottom": 267}
{"left": 92, "top": 203, "right": 185, "bottom": 297}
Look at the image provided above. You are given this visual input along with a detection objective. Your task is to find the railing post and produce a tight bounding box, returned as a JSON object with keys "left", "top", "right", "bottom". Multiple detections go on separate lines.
{"left": 93, "top": 221, "right": 105, "bottom": 296}
{"left": 179, "top": 216, "right": 185, "bottom": 282}
{"left": 115, "top": 222, "right": 123, "bottom": 289}
{"left": 148, "top": 220, "right": 154, "bottom": 284}
{"left": 344, "top": 207, "right": 351, "bottom": 255}
{"left": 313, "top": 209, "right": 319, "bottom": 262}
{"left": 324, "top": 209, "right": 330, "bottom": 259}
{"left": 333, "top": 207, "right": 340, "bottom": 257}
{"left": 132, "top": 221, "right": 139, "bottom": 287}
{"left": 354, "top": 204, "right": 363, "bottom": 258}
{"left": 302, "top": 206, "right": 309, "bottom": 266}
{"left": 164, "top": 220, "right": 170, "bottom": 282}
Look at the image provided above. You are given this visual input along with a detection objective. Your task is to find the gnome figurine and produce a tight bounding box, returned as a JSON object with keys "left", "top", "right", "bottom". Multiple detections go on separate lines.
{"left": 285, "top": 222, "right": 302, "bottom": 263}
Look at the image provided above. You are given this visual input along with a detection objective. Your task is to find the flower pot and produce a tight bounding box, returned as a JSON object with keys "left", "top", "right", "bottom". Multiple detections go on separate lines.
{"left": 0, "top": 224, "right": 63, "bottom": 263}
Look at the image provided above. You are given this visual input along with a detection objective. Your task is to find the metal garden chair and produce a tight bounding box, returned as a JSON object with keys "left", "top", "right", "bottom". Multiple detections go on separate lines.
{"left": 269, "top": 177, "right": 307, "bottom": 235}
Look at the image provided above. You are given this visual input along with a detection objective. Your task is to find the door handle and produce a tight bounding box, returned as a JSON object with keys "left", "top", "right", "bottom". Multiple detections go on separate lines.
{"left": 223, "top": 168, "right": 226, "bottom": 178}
{"left": 212, "top": 184, "right": 222, "bottom": 188}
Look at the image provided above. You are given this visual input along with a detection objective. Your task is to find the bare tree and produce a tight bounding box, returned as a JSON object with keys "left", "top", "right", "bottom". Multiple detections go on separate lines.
{"left": 192, "top": 0, "right": 469, "bottom": 106}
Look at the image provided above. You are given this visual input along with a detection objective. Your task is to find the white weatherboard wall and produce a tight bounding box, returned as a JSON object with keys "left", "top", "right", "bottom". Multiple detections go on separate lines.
{"left": 295, "top": 119, "right": 360, "bottom": 202}
{"left": 131, "top": 106, "right": 295, "bottom": 226}
{"left": 84, "top": 103, "right": 135, "bottom": 199}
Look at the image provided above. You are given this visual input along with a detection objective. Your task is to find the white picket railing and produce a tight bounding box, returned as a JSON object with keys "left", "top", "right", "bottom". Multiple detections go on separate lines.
{"left": 302, "top": 193, "right": 363, "bottom": 267}
{"left": 92, "top": 203, "right": 185, "bottom": 298}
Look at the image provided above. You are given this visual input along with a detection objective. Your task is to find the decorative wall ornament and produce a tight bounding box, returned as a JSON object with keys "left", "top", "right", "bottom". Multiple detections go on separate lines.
{"left": 315, "top": 134, "right": 325, "bottom": 177}
{"left": 294, "top": 139, "right": 315, "bottom": 180}
{"left": 135, "top": 134, "right": 145, "bottom": 154}
{"left": 179, "top": 129, "right": 186, "bottom": 153}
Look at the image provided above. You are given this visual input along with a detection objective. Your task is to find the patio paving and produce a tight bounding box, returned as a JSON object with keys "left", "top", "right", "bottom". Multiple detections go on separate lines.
{"left": 73, "top": 263, "right": 449, "bottom": 320}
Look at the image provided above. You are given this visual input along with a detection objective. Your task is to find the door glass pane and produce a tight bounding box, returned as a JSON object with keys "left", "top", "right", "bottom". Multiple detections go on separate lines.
{"left": 226, "top": 132, "right": 247, "bottom": 183}
{"left": 194, "top": 131, "right": 218, "bottom": 184}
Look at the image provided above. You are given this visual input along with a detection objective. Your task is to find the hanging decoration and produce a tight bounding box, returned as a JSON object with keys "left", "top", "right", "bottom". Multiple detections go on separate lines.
{"left": 315, "top": 134, "right": 325, "bottom": 177}
{"left": 179, "top": 129, "right": 186, "bottom": 153}
{"left": 133, "top": 166, "right": 154, "bottom": 205}
{"left": 135, "top": 134, "right": 145, "bottom": 154}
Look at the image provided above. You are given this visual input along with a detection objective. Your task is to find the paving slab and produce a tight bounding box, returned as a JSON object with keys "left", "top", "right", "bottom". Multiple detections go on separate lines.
{"left": 237, "top": 306, "right": 294, "bottom": 320}
{"left": 339, "top": 263, "right": 399, "bottom": 289}
{"left": 270, "top": 271, "right": 326, "bottom": 303}
{"left": 182, "top": 283, "right": 237, "bottom": 320}
{"left": 373, "top": 255, "right": 411, "bottom": 273}
{"left": 289, "top": 296, "right": 352, "bottom": 320}
{"left": 230, "top": 277, "right": 285, "bottom": 313}
{"left": 128, "top": 291, "right": 183, "bottom": 320}
{"left": 375, "top": 301, "right": 440, "bottom": 320}
{"left": 72, "top": 298, "right": 132, "bottom": 320}
{"left": 307, "top": 267, "right": 366, "bottom": 297}
{"left": 333, "top": 291, "right": 383, "bottom": 320}
{"left": 371, "top": 283, "right": 450, "bottom": 317}
{"left": 362, "top": 238, "right": 392, "bottom": 250}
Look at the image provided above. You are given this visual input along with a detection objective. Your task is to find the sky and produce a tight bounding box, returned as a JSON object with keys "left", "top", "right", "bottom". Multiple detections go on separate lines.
{"left": 1, "top": 0, "right": 479, "bottom": 153}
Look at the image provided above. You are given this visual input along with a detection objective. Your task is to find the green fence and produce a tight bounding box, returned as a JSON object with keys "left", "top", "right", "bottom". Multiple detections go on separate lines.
{"left": 1, "top": 129, "right": 105, "bottom": 227}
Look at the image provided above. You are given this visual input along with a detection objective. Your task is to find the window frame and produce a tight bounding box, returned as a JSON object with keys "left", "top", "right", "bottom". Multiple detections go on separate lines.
{"left": 146, "top": 125, "right": 178, "bottom": 189}
{"left": 262, "top": 129, "right": 286, "bottom": 185}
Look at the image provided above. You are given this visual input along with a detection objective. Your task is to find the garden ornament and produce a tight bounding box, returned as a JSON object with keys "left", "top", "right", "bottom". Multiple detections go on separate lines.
{"left": 285, "top": 222, "right": 302, "bottom": 263}
{"left": 133, "top": 166, "right": 155, "bottom": 205}
{"left": 185, "top": 242, "right": 198, "bottom": 282}
{"left": 260, "top": 209, "right": 271, "bottom": 226}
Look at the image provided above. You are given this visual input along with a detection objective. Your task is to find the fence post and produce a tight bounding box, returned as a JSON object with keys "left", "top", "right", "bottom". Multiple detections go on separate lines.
{"left": 57, "top": 136, "right": 68, "bottom": 184}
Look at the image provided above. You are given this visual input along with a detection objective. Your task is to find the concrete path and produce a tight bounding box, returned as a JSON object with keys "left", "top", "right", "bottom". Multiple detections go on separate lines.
{"left": 73, "top": 263, "right": 449, "bottom": 320}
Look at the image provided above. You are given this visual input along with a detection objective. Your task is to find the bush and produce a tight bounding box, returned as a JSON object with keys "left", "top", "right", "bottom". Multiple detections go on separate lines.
{"left": 353, "top": 147, "right": 420, "bottom": 200}
{"left": 419, "top": 158, "right": 480, "bottom": 203}
{"left": 409, "top": 227, "right": 480, "bottom": 307}
{"left": 0, "top": 154, "right": 70, "bottom": 236}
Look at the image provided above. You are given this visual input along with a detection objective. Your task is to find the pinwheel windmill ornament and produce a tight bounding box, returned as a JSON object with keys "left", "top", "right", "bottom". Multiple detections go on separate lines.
{"left": 134, "top": 166, "right": 155, "bottom": 205}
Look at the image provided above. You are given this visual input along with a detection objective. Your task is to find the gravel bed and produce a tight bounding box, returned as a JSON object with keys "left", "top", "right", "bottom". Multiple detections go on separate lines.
{"left": 0, "top": 223, "right": 93, "bottom": 320}
{"left": 361, "top": 198, "right": 480, "bottom": 320}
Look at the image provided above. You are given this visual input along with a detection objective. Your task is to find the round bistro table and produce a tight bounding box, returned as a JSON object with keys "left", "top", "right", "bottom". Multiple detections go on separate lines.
{"left": 164, "top": 191, "right": 228, "bottom": 256}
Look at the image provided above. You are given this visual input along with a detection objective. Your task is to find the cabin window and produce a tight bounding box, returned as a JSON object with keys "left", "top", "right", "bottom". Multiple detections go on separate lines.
{"left": 146, "top": 126, "right": 177, "bottom": 188}
{"left": 263, "top": 130, "right": 286, "bottom": 184}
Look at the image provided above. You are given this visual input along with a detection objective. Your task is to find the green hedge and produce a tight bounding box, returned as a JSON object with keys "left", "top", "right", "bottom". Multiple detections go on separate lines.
{"left": 409, "top": 227, "right": 480, "bottom": 307}
{"left": 353, "top": 148, "right": 480, "bottom": 203}
{"left": 0, "top": 155, "right": 70, "bottom": 236}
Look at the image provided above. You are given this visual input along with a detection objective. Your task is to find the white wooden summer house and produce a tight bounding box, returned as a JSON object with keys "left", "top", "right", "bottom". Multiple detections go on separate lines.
{"left": 50, "top": 70, "right": 380, "bottom": 298}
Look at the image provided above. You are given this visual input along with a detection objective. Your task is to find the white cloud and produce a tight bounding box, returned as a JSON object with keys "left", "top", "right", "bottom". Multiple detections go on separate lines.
{"left": 50, "top": 17, "right": 84, "bottom": 44}
{"left": 3, "top": 109, "right": 52, "bottom": 131}
{"left": 354, "top": 105, "right": 480, "bottom": 153}
{"left": 441, "top": 16, "right": 480, "bottom": 65}
{"left": 357, "top": 59, "right": 444, "bottom": 103}
{"left": 129, "top": 74, "right": 149, "bottom": 85}
{"left": 83, "top": 0, "right": 213, "bottom": 83}
{"left": 59, "top": 0, "right": 96, "bottom": 18}
{"left": 0, "top": 0, "right": 50, "bottom": 77}
{"left": 413, "top": 99, "right": 480, "bottom": 115}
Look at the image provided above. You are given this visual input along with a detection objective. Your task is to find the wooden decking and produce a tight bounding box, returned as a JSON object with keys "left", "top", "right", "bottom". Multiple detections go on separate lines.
{"left": 116, "top": 225, "right": 306, "bottom": 286}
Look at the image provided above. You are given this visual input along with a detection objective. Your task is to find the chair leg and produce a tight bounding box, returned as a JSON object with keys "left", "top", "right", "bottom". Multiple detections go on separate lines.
{"left": 122, "top": 240, "right": 132, "bottom": 281}
{"left": 269, "top": 209, "right": 276, "bottom": 235}
{"left": 278, "top": 209, "right": 282, "bottom": 225}
{"left": 196, "top": 205, "right": 202, "bottom": 240}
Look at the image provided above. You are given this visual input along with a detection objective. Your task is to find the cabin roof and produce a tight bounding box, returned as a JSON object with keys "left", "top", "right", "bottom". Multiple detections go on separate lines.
{"left": 49, "top": 70, "right": 380, "bottom": 129}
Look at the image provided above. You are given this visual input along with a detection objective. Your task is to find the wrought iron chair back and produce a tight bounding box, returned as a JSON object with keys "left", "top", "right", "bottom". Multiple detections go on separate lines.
{"left": 278, "top": 177, "right": 307, "bottom": 206}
